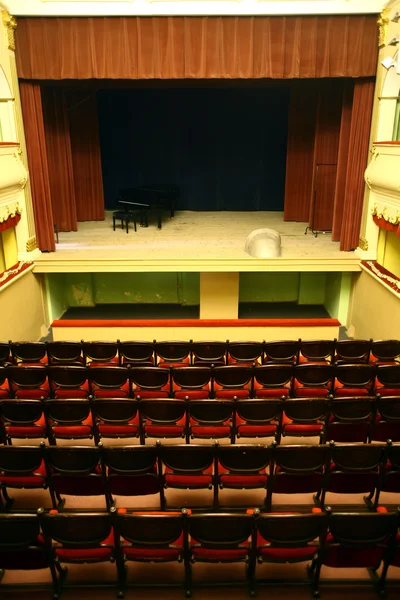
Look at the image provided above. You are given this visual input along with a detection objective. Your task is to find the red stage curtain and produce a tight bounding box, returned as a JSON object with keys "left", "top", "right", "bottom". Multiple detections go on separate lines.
{"left": 332, "top": 82, "right": 354, "bottom": 241}
{"left": 67, "top": 92, "right": 105, "bottom": 222}
{"left": 308, "top": 81, "right": 343, "bottom": 230}
{"left": 283, "top": 84, "right": 318, "bottom": 222}
{"left": 42, "top": 87, "right": 77, "bottom": 232}
{"left": 19, "top": 82, "right": 55, "bottom": 252}
{"left": 15, "top": 16, "right": 378, "bottom": 80}
{"left": 340, "top": 79, "right": 375, "bottom": 251}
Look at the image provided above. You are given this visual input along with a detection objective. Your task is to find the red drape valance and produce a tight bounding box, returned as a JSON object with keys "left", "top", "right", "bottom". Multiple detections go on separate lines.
{"left": 15, "top": 15, "right": 379, "bottom": 80}
{"left": 373, "top": 215, "right": 400, "bottom": 236}
{"left": 0, "top": 214, "right": 21, "bottom": 233}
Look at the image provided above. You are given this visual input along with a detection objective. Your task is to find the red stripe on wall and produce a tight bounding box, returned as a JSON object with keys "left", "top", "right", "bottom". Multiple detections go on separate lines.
{"left": 52, "top": 318, "right": 341, "bottom": 328}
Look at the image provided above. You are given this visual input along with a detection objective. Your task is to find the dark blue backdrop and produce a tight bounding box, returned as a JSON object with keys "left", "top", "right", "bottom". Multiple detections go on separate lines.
{"left": 97, "top": 87, "right": 289, "bottom": 211}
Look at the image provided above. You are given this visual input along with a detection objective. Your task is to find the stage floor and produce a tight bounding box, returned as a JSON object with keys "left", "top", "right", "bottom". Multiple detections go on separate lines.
{"left": 34, "top": 211, "right": 361, "bottom": 273}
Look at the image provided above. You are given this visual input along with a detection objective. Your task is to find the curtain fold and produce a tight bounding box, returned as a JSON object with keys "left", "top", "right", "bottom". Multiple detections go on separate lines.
{"left": 309, "top": 81, "right": 343, "bottom": 229}
{"left": 332, "top": 82, "right": 354, "bottom": 241}
{"left": 283, "top": 84, "right": 318, "bottom": 222}
{"left": 340, "top": 79, "right": 376, "bottom": 251}
{"left": 42, "top": 88, "right": 77, "bottom": 232}
{"left": 15, "top": 16, "right": 378, "bottom": 80}
{"left": 67, "top": 91, "right": 105, "bottom": 222}
{"left": 19, "top": 82, "right": 55, "bottom": 252}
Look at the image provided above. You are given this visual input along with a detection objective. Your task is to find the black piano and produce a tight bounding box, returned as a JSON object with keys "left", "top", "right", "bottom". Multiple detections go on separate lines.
{"left": 118, "top": 185, "right": 179, "bottom": 229}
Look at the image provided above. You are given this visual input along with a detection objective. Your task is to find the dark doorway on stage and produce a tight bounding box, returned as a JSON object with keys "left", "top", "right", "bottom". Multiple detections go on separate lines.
{"left": 97, "top": 87, "right": 289, "bottom": 212}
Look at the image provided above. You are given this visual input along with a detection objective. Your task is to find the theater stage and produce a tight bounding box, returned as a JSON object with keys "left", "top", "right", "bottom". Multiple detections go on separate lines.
{"left": 33, "top": 211, "right": 360, "bottom": 273}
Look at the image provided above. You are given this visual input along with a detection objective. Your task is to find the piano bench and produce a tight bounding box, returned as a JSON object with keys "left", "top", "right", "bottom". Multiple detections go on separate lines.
{"left": 112, "top": 210, "right": 137, "bottom": 233}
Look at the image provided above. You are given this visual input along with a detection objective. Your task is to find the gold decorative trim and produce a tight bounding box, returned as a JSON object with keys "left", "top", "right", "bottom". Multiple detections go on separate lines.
{"left": 26, "top": 236, "right": 38, "bottom": 253}
{"left": 365, "top": 261, "right": 400, "bottom": 293}
{"left": 359, "top": 237, "right": 369, "bottom": 252}
{"left": 12, "top": 153, "right": 27, "bottom": 188}
{"left": 0, "top": 202, "right": 22, "bottom": 224}
{"left": 377, "top": 8, "right": 390, "bottom": 48}
{"left": 2, "top": 10, "right": 17, "bottom": 51}
{"left": 372, "top": 203, "right": 400, "bottom": 225}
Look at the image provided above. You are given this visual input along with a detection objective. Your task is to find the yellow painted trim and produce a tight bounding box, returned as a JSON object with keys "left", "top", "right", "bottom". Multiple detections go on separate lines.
{"left": 33, "top": 257, "right": 362, "bottom": 274}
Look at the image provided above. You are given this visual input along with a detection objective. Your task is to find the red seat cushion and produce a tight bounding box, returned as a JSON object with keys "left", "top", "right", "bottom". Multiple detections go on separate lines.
{"left": 145, "top": 415, "right": 186, "bottom": 438}
{"left": 15, "top": 389, "right": 49, "bottom": 399}
{"left": 0, "top": 459, "right": 47, "bottom": 488}
{"left": 327, "top": 423, "right": 370, "bottom": 443}
{"left": 191, "top": 543, "right": 248, "bottom": 561}
{"left": 94, "top": 389, "right": 129, "bottom": 398}
{"left": 124, "top": 546, "right": 182, "bottom": 561}
{"left": 55, "top": 389, "right": 89, "bottom": 399}
{"left": 257, "top": 531, "right": 317, "bottom": 561}
{"left": 374, "top": 386, "right": 400, "bottom": 397}
{"left": 52, "top": 470, "right": 105, "bottom": 496}
{"left": 190, "top": 425, "right": 231, "bottom": 438}
{"left": 326, "top": 469, "right": 378, "bottom": 493}
{"left": 215, "top": 390, "right": 250, "bottom": 399}
{"left": 273, "top": 470, "right": 323, "bottom": 494}
{"left": 237, "top": 424, "right": 277, "bottom": 437}
{"left": 99, "top": 421, "right": 139, "bottom": 436}
{"left": 56, "top": 531, "right": 114, "bottom": 562}
{"left": 109, "top": 469, "right": 160, "bottom": 496}
{"left": 323, "top": 534, "right": 384, "bottom": 568}
{"left": 145, "top": 425, "right": 185, "bottom": 437}
{"left": 255, "top": 388, "right": 289, "bottom": 398}
{"left": 7, "top": 413, "right": 47, "bottom": 438}
{"left": 335, "top": 387, "right": 370, "bottom": 397}
{"left": 165, "top": 465, "right": 213, "bottom": 489}
{"left": 133, "top": 390, "right": 169, "bottom": 399}
{"left": 174, "top": 390, "right": 209, "bottom": 399}
{"left": 220, "top": 474, "right": 267, "bottom": 488}
{"left": 283, "top": 424, "right": 323, "bottom": 435}
{"left": 52, "top": 413, "right": 93, "bottom": 439}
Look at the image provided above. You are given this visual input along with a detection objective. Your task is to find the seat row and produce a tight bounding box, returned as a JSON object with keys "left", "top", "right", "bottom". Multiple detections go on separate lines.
{"left": 1, "top": 507, "right": 400, "bottom": 598}
{"left": 0, "top": 363, "right": 399, "bottom": 400}
{"left": 2, "top": 395, "right": 400, "bottom": 447}
{"left": 2, "top": 338, "right": 400, "bottom": 367}
{"left": 1, "top": 441, "right": 399, "bottom": 511}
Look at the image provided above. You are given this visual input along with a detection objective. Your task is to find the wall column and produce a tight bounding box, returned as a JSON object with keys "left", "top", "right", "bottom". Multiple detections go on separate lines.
{"left": 1, "top": 10, "right": 40, "bottom": 260}
{"left": 200, "top": 273, "right": 239, "bottom": 319}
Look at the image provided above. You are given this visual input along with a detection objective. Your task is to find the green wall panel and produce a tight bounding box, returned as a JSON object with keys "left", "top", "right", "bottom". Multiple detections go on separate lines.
{"left": 48, "top": 273, "right": 200, "bottom": 307}
{"left": 239, "top": 273, "right": 300, "bottom": 303}
{"left": 298, "top": 273, "right": 327, "bottom": 305}
{"left": 45, "top": 273, "right": 68, "bottom": 321}
{"left": 93, "top": 273, "right": 199, "bottom": 305}
{"left": 65, "top": 274, "right": 95, "bottom": 307}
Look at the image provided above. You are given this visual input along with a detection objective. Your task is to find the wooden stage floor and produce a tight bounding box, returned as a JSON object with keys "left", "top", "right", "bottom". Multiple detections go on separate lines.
{"left": 34, "top": 211, "right": 360, "bottom": 273}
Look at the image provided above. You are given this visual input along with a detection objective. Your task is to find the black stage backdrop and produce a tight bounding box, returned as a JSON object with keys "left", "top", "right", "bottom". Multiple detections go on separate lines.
{"left": 97, "top": 87, "right": 289, "bottom": 211}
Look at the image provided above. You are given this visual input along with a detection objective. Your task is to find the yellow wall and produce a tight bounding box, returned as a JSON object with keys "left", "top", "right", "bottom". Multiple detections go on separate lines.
{"left": 348, "top": 269, "right": 400, "bottom": 339}
{"left": 52, "top": 324, "right": 340, "bottom": 343}
{"left": 377, "top": 229, "right": 400, "bottom": 279}
{"left": 1, "top": 226, "right": 18, "bottom": 269}
{"left": 0, "top": 271, "right": 48, "bottom": 340}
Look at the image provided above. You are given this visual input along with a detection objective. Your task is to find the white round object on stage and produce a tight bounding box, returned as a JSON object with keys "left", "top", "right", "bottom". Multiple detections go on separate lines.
{"left": 245, "top": 228, "right": 281, "bottom": 258}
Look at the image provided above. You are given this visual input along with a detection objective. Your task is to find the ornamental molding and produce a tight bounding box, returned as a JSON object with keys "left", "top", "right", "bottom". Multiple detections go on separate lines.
{"left": 26, "top": 235, "right": 37, "bottom": 253}
{"left": 371, "top": 202, "right": 400, "bottom": 225}
{"left": 358, "top": 236, "right": 369, "bottom": 251}
{"left": 0, "top": 200, "right": 21, "bottom": 224}
{"left": 1, "top": 10, "right": 17, "bottom": 51}
{"left": 0, "top": 146, "right": 28, "bottom": 195}
{"left": 377, "top": 8, "right": 390, "bottom": 48}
